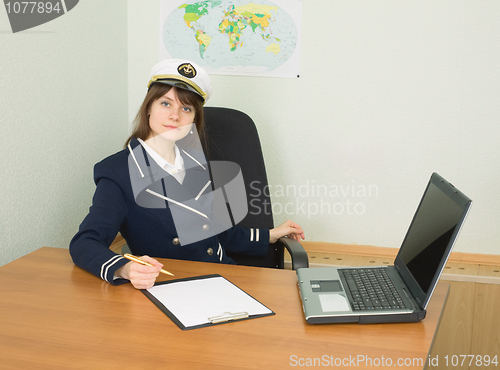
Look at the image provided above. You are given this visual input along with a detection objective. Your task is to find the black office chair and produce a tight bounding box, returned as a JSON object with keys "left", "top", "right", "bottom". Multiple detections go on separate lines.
{"left": 203, "top": 107, "right": 308, "bottom": 270}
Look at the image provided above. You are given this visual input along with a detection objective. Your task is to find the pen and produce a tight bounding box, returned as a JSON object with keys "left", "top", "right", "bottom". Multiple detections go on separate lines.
{"left": 123, "top": 253, "right": 174, "bottom": 276}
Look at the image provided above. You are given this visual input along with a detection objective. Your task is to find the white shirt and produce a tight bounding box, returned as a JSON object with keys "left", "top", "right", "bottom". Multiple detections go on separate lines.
{"left": 137, "top": 138, "right": 186, "bottom": 184}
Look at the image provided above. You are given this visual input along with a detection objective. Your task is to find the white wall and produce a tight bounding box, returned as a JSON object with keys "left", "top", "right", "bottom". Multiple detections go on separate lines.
{"left": 0, "top": 1, "right": 128, "bottom": 265}
{"left": 128, "top": 0, "right": 500, "bottom": 255}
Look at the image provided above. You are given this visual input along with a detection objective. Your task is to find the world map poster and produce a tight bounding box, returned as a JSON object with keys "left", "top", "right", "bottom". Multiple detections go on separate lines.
{"left": 159, "top": 0, "right": 302, "bottom": 78}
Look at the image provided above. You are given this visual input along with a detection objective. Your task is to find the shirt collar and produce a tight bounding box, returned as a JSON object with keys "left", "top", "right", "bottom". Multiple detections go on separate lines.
{"left": 137, "top": 138, "right": 185, "bottom": 172}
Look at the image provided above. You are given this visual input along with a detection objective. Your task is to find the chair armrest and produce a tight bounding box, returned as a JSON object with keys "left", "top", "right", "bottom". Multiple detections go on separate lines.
{"left": 277, "top": 237, "right": 309, "bottom": 270}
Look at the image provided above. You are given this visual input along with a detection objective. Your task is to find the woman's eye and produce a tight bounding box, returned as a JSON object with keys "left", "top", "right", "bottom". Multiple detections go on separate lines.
{"left": 161, "top": 101, "right": 169, "bottom": 107}
{"left": 183, "top": 107, "right": 192, "bottom": 112}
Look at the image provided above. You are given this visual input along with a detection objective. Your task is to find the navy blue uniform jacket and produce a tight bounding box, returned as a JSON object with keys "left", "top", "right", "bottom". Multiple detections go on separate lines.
{"left": 70, "top": 138, "right": 269, "bottom": 285}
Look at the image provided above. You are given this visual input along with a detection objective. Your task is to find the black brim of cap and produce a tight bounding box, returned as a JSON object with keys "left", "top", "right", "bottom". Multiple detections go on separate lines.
{"left": 149, "top": 79, "right": 203, "bottom": 100}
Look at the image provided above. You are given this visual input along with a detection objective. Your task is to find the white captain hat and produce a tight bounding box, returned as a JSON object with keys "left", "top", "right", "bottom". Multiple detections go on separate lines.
{"left": 147, "top": 59, "right": 212, "bottom": 104}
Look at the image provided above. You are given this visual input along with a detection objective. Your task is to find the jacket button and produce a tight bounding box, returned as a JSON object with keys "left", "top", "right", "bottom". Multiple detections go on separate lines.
{"left": 202, "top": 224, "right": 210, "bottom": 231}
{"left": 172, "top": 238, "right": 180, "bottom": 246}
{"left": 207, "top": 248, "right": 214, "bottom": 256}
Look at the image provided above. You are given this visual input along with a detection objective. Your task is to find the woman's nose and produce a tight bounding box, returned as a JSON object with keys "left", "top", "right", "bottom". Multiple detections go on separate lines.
{"left": 169, "top": 109, "right": 180, "bottom": 120}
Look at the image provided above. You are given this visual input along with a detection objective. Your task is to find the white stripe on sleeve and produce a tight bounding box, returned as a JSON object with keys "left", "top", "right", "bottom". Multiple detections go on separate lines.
{"left": 101, "top": 255, "right": 125, "bottom": 282}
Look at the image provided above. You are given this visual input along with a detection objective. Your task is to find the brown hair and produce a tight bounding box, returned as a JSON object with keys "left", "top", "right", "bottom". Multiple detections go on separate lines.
{"left": 124, "top": 83, "right": 206, "bottom": 148}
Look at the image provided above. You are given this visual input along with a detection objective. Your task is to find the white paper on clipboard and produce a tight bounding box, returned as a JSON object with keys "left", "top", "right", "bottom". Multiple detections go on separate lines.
{"left": 146, "top": 276, "right": 273, "bottom": 328}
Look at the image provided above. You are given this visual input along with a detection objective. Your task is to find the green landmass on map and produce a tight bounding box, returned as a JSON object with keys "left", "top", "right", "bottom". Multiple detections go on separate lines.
{"left": 179, "top": 1, "right": 222, "bottom": 57}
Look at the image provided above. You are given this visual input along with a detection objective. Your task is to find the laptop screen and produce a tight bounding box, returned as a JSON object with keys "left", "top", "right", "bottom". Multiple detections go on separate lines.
{"left": 395, "top": 173, "right": 471, "bottom": 307}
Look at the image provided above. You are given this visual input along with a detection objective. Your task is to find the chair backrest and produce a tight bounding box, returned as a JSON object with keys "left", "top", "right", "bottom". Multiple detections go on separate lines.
{"left": 203, "top": 107, "right": 284, "bottom": 268}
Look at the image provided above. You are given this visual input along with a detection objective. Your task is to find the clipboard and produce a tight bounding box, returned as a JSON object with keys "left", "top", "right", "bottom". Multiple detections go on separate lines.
{"left": 141, "top": 274, "right": 275, "bottom": 330}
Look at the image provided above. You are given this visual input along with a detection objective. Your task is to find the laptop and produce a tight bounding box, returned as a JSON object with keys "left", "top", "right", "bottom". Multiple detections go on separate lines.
{"left": 297, "top": 172, "right": 472, "bottom": 324}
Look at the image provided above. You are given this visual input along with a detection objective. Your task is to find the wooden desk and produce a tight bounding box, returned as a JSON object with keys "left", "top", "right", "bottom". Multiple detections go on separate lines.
{"left": 0, "top": 247, "right": 448, "bottom": 369}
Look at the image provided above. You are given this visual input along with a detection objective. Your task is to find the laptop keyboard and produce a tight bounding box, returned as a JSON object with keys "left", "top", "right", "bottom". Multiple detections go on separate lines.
{"left": 340, "top": 268, "right": 406, "bottom": 311}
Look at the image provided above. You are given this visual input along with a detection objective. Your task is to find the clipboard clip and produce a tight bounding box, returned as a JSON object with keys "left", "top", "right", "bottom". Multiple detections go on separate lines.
{"left": 208, "top": 311, "right": 249, "bottom": 324}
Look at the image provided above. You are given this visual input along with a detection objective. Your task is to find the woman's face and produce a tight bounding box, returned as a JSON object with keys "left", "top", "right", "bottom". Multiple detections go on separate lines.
{"left": 147, "top": 87, "right": 195, "bottom": 142}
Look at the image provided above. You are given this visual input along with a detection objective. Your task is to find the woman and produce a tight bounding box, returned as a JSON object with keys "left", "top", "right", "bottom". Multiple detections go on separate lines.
{"left": 70, "top": 59, "right": 304, "bottom": 289}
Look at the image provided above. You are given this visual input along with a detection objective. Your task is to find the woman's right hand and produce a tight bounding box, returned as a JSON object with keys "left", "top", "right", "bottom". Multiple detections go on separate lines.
{"left": 116, "top": 255, "right": 163, "bottom": 289}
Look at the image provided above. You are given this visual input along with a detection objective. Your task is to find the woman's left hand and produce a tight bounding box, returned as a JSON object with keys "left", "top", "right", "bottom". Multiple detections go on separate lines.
{"left": 269, "top": 220, "right": 305, "bottom": 244}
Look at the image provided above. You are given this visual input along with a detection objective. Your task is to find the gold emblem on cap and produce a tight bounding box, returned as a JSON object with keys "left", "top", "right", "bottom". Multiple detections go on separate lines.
{"left": 178, "top": 63, "right": 197, "bottom": 79}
